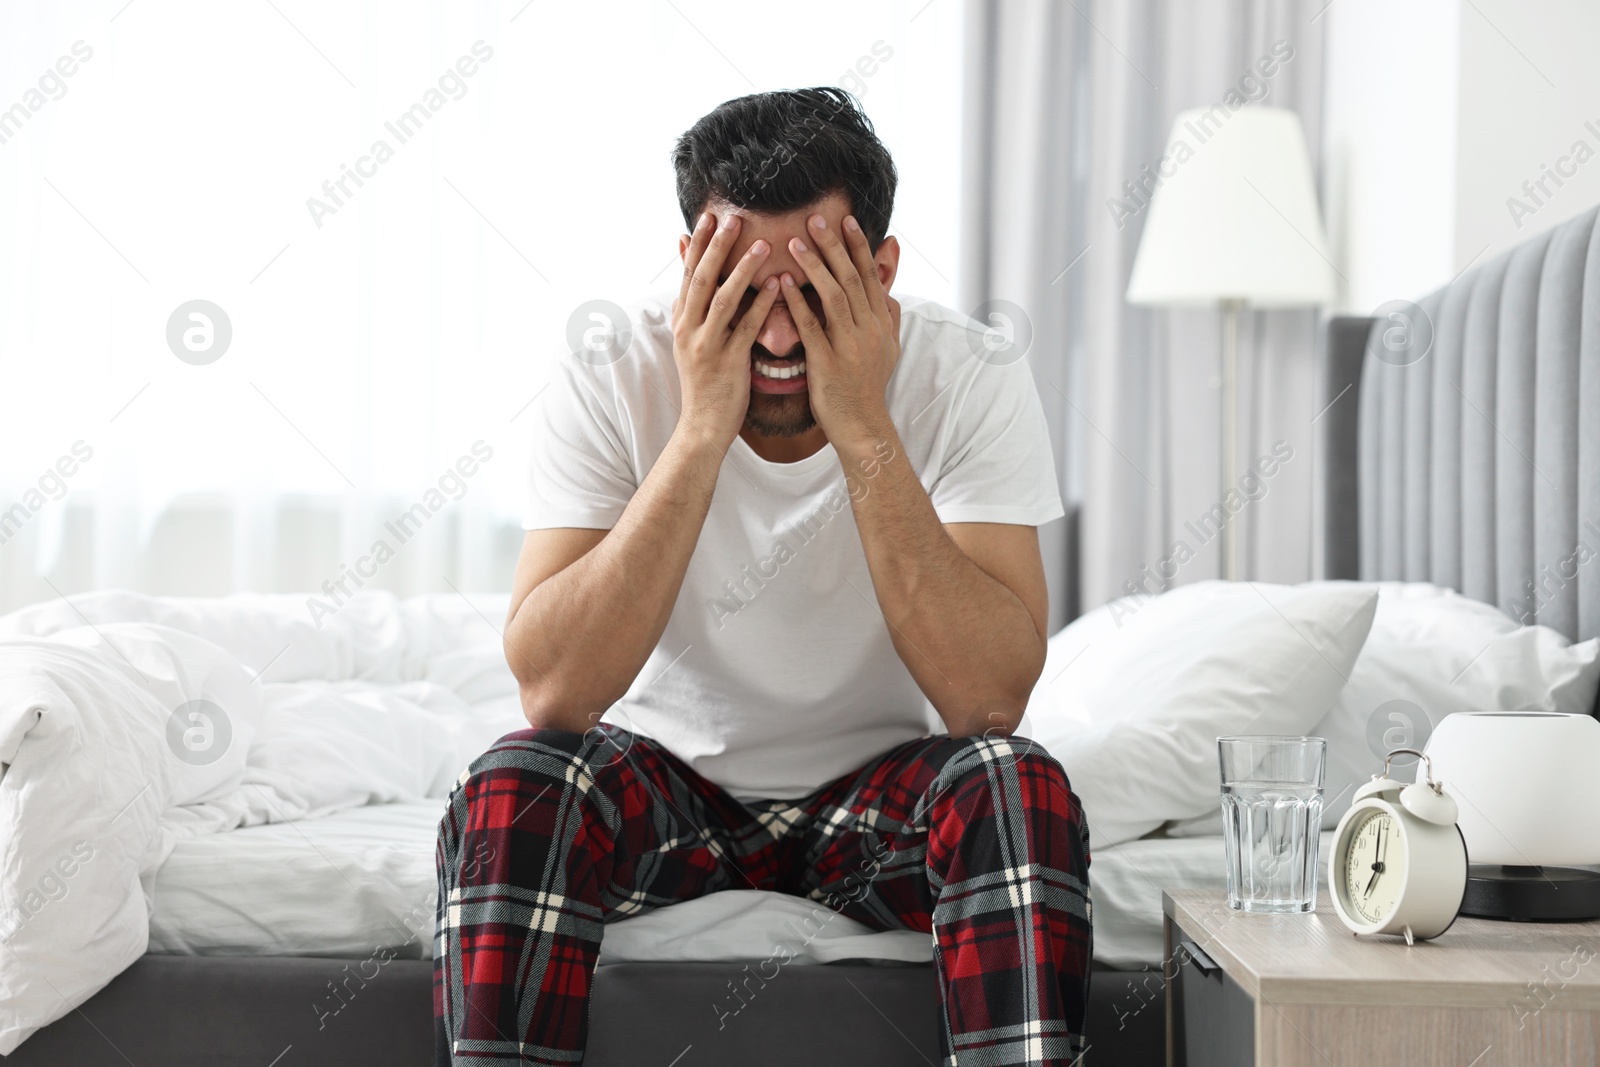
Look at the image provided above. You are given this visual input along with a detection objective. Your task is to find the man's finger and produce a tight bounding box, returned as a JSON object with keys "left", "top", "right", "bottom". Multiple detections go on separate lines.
{"left": 780, "top": 272, "right": 830, "bottom": 350}
{"left": 807, "top": 213, "right": 872, "bottom": 324}
{"left": 707, "top": 239, "right": 770, "bottom": 334}
{"left": 787, "top": 235, "right": 853, "bottom": 331}
{"left": 677, "top": 211, "right": 715, "bottom": 315}
{"left": 686, "top": 213, "right": 742, "bottom": 324}
{"left": 841, "top": 216, "right": 889, "bottom": 321}
{"left": 731, "top": 276, "right": 782, "bottom": 351}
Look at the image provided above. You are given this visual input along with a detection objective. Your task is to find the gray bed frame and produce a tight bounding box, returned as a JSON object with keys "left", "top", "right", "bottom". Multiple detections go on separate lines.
{"left": 1322, "top": 203, "right": 1600, "bottom": 644}
{"left": 8, "top": 923, "right": 1162, "bottom": 1066}
{"left": 14, "top": 203, "right": 1598, "bottom": 1067}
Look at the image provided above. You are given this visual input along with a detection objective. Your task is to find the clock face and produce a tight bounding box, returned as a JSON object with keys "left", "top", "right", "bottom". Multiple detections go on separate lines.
{"left": 1343, "top": 808, "right": 1407, "bottom": 924}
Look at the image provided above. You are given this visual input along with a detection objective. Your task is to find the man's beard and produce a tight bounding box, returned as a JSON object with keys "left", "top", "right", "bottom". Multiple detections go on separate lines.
{"left": 742, "top": 343, "right": 816, "bottom": 438}
{"left": 744, "top": 392, "right": 816, "bottom": 438}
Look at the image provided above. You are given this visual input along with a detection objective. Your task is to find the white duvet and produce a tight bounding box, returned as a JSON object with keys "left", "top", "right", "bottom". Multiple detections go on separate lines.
{"left": 0, "top": 590, "right": 525, "bottom": 1053}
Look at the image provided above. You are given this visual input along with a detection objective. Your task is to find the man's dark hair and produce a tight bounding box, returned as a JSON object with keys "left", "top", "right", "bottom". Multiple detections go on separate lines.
{"left": 672, "top": 87, "right": 898, "bottom": 250}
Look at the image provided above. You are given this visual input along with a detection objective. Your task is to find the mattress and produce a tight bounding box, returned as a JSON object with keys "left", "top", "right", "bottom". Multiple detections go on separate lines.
{"left": 146, "top": 799, "right": 933, "bottom": 964}
{"left": 148, "top": 800, "right": 445, "bottom": 959}
{"left": 148, "top": 799, "right": 1324, "bottom": 969}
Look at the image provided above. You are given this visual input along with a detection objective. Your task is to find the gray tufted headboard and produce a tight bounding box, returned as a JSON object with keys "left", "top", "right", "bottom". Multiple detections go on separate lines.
{"left": 1322, "top": 204, "right": 1600, "bottom": 643}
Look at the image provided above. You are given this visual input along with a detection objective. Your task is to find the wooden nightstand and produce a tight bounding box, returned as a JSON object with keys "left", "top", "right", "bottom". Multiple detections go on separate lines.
{"left": 1162, "top": 888, "right": 1600, "bottom": 1066}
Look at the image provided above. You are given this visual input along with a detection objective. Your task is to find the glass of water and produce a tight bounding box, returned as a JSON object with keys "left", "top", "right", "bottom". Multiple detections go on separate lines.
{"left": 1218, "top": 736, "right": 1325, "bottom": 913}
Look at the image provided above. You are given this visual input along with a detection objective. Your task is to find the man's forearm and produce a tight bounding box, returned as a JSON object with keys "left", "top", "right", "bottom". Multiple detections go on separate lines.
{"left": 507, "top": 427, "right": 726, "bottom": 731}
{"left": 836, "top": 424, "right": 1046, "bottom": 737}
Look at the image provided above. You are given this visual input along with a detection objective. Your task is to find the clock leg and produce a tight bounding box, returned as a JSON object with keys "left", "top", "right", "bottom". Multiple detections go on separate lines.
{"left": 1403, "top": 925, "right": 1414, "bottom": 946}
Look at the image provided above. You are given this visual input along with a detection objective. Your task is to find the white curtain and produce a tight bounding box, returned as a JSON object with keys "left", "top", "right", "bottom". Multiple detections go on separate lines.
{"left": 0, "top": 0, "right": 961, "bottom": 615}
{"left": 960, "top": 0, "right": 1329, "bottom": 628}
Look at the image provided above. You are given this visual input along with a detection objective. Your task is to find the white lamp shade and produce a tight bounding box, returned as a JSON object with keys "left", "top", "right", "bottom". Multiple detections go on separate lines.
{"left": 1125, "top": 105, "right": 1335, "bottom": 307}
{"left": 1423, "top": 711, "right": 1600, "bottom": 867}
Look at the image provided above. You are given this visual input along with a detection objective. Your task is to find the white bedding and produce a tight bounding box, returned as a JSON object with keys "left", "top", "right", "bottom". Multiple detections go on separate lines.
{"left": 0, "top": 590, "right": 526, "bottom": 1051}
{"left": 0, "top": 585, "right": 1343, "bottom": 1053}
{"left": 148, "top": 800, "right": 444, "bottom": 959}
{"left": 146, "top": 797, "right": 1276, "bottom": 972}
{"left": 146, "top": 798, "right": 934, "bottom": 965}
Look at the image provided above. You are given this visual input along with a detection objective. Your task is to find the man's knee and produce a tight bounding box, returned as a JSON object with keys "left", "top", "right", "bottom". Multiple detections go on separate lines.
{"left": 443, "top": 726, "right": 638, "bottom": 876}
{"left": 449, "top": 724, "right": 641, "bottom": 825}
{"left": 478, "top": 723, "right": 637, "bottom": 774}
{"left": 937, "top": 736, "right": 1084, "bottom": 829}
{"left": 939, "top": 733, "right": 1069, "bottom": 787}
{"left": 492, "top": 724, "right": 585, "bottom": 752}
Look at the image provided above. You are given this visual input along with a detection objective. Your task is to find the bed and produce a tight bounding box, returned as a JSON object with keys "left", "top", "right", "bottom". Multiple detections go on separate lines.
{"left": 11, "top": 791, "right": 1244, "bottom": 1064}
{"left": 0, "top": 587, "right": 1181, "bottom": 1067}
{"left": 143, "top": 800, "right": 1254, "bottom": 972}
{"left": 1321, "top": 203, "right": 1600, "bottom": 637}
{"left": 6, "top": 202, "right": 1599, "bottom": 1067}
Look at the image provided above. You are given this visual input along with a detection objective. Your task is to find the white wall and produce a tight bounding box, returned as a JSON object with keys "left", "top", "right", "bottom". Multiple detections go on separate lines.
{"left": 1323, "top": 0, "right": 1600, "bottom": 313}
{"left": 0, "top": 0, "right": 963, "bottom": 610}
{"left": 1453, "top": 0, "right": 1600, "bottom": 268}
{"left": 1322, "top": 0, "right": 1460, "bottom": 313}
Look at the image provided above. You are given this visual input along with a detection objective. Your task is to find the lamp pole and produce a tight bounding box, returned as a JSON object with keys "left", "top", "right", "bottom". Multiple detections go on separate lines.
{"left": 1220, "top": 298, "right": 1244, "bottom": 582}
{"left": 1122, "top": 108, "right": 1335, "bottom": 585}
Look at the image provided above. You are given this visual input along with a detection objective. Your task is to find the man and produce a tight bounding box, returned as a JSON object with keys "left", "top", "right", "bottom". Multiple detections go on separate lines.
{"left": 435, "top": 87, "right": 1092, "bottom": 1065}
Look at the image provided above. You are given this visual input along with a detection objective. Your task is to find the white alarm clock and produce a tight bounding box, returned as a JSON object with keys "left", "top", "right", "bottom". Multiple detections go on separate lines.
{"left": 1329, "top": 748, "right": 1468, "bottom": 944}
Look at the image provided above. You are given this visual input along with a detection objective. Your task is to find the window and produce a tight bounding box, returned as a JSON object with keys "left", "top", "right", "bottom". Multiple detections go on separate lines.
{"left": 0, "top": 0, "right": 961, "bottom": 601}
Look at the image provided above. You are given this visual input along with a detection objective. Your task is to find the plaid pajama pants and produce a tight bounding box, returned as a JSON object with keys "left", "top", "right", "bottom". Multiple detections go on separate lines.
{"left": 434, "top": 725, "right": 1092, "bottom": 1065}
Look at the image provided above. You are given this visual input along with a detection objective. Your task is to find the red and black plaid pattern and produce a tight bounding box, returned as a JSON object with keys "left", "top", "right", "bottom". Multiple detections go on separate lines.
{"left": 434, "top": 725, "right": 1092, "bottom": 1065}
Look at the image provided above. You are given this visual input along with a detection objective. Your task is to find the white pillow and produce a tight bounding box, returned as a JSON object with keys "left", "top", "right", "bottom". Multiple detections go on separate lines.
{"left": 1025, "top": 581, "right": 1378, "bottom": 848}
{"left": 1309, "top": 582, "right": 1600, "bottom": 827}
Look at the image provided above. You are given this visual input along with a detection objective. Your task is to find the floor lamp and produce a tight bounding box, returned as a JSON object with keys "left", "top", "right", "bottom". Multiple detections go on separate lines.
{"left": 1125, "top": 106, "right": 1334, "bottom": 580}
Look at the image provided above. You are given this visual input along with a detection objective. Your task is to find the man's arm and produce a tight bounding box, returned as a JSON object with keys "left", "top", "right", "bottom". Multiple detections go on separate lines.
{"left": 778, "top": 212, "right": 1048, "bottom": 738}
{"left": 505, "top": 211, "right": 779, "bottom": 732}
{"left": 835, "top": 430, "right": 1049, "bottom": 738}
{"left": 505, "top": 430, "right": 725, "bottom": 732}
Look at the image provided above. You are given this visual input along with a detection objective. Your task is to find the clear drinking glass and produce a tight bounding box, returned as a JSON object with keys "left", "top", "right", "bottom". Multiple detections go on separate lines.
{"left": 1218, "top": 736, "right": 1326, "bottom": 913}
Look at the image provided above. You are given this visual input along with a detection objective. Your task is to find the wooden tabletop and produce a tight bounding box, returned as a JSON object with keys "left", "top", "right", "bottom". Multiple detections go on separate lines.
{"left": 1163, "top": 888, "right": 1600, "bottom": 1011}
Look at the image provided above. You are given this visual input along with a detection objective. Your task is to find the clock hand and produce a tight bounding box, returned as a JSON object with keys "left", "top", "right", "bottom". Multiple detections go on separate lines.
{"left": 1363, "top": 825, "right": 1388, "bottom": 895}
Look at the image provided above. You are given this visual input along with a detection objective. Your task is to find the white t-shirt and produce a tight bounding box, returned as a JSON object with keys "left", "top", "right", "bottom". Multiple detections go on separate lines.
{"left": 523, "top": 293, "right": 1063, "bottom": 800}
